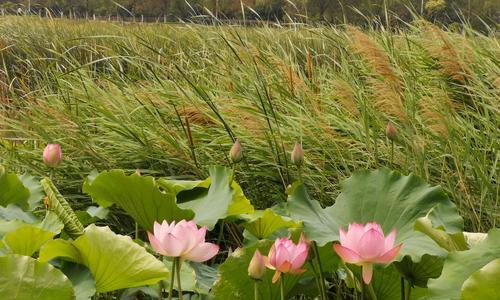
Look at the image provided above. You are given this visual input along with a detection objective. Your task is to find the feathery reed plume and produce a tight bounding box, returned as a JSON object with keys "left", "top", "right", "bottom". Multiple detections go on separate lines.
{"left": 368, "top": 78, "right": 407, "bottom": 121}
{"left": 180, "top": 106, "right": 216, "bottom": 126}
{"left": 419, "top": 22, "right": 470, "bottom": 83}
{"left": 220, "top": 98, "right": 264, "bottom": 136}
{"left": 331, "top": 79, "right": 360, "bottom": 117}
{"left": 347, "top": 26, "right": 401, "bottom": 91}
{"left": 418, "top": 89, "right": 453, "bottom": 136}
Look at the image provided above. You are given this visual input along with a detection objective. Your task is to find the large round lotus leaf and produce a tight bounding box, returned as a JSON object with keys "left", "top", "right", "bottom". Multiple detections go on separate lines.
{"left": 0, "top": 169, "right": 30, "bottom": 210}
{"left": 39, "top": 225, "right": 169, "bottom": 293}
{"left": 0, "top": 254, "right": 74, "bottom": 300}
{"left": 461, "top": 258, "right": 500, "bottom": 300}
{"left": 428, "top": 229, "right": 500, "bottom": 300}
{"left": 288, "top": 169, "right": 463, "bottom": 261}
{"left": 176, "top": 166, "right": 254, "bottom": 230}
{"left": 83, "top": 170, "right": 194, "bottom": 231}
{"left": 3, "top": 226, "right": 56, "bottom": 256}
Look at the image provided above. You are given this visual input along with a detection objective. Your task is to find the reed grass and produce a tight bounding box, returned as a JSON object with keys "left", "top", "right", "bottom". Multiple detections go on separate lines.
{"left": 0, "top": 16, "right": 498, "bottom": 232}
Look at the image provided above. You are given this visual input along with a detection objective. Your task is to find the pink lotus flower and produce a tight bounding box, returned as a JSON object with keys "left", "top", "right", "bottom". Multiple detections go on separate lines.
{"left": 248, "top": 249, "right": 267, "bottom": 280}
{"left": 333, "top": 222, "right": 402, "bottom": 284}
{"left": 266, "top": 234, "right": 309, "bottom": 283}
{"left": 148, "top": 220, "right": 219, "bottom": 262}
{"left": 43, "top": 144, "right": 63, "bottom": 167}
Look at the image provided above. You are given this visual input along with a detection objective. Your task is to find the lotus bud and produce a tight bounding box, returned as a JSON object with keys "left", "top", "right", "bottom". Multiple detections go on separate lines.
{"left": 229, "top": 139, "right": 243, "bottom": 163}
{"left": 43, "top": 144, "right": 63, "bottom": 168}
{"left": 248, "top": 249, "right": 266, "bottom": 280}
{"left": 291, "top": 142, "right": 304, "bottom": 167}
{"left": 385, "top": 122, "right": 397, "bottom": 141}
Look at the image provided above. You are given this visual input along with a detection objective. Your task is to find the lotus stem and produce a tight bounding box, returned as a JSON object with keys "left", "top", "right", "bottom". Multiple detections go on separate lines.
{"left": 176, "top": 258, "right": 183, "bottom": 300}
{"left": 367, "top": 282, "right": 377, "bottom": 300}
{"left": 135, "top": 222, "right": 139, "bottom": 240}
{"left": 308, "top": 261, "right": 322, "bottom": 298}
{"left": 312, "top": 242, "right": 327, "bottom": 299}
{"left": 400, "top": 277, "right": 405, "bottom": 300}
{"left": 168, "top": 258, "right": 175, "bottom": 300}
{"left": 405, "top": 283, "right": 411, "bottom": 300}
{"left": 280, "top": 273, "right": 285, "bottom": 300}
{"left": 254, "top": 280, "right": 259, "bottom": 300}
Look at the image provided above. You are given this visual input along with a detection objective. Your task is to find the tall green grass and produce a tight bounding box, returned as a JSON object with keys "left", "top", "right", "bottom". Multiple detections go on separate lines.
{"left": 0, "top": 16, "right": 498, "bottom": 232}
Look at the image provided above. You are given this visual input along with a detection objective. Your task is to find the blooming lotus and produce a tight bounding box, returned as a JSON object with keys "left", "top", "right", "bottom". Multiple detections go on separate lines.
{"left": 248, "top": 249, "right": 267, "bottom": 280}
{"left": 333, "top": 222, "right": 402, "bottom": 284}
{"left": 43, "top": 144, "right": 63, "bottom": 167}
{"left": 148, "top": 220, "right": 219, "bottom": 262}
{"left": 266, "top": 234, "right": 309, "bottom": 283}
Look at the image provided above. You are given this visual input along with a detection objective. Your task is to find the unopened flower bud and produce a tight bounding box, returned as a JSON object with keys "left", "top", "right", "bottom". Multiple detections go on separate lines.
{"left": 43, "top": 144, "right": 63, "bottom": 168}
{"left": 229, "top": 139, "right": 243, "bottom": 163}
{"left": 248, "top": 249, "right": 266, "bottom": 280}
{"left": 291, "top": 142, "right": 304, "bottom": 167}
{"left": 385, "top": 122, "right": 397, "bottom": 141}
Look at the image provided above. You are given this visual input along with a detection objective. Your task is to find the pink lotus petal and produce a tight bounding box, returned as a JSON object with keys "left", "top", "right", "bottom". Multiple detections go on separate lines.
{"left": 357, "top": 228, "right": 386, "bottom": 260}
{"left": 362, "top": 263, "right": 373, "bottom": 284}
{"left": 290, "top": 248, "right": 308, "bottom": 271}
{"left": 153, "top": 221, "right": 162, "bottom": 237}
{"left": 333, "top": 244, "right": 363, "bottom": 264}
{"left": 384, "top": 229, "right": 396, "bottom": 249}
{"left": 267, "top": 244, "right": 277, "bottom": 267}
{"left": 376, "top": 243, "right": 403, "bottom": 264}
{"left": 148, "top": 232, "right": 167, "bottom": 256}
{"left": 183, "top": 242, "right": 219, "bottom": 262}
{"left": 345, "top": 223, "right": 365, "bottom": 246}
{"left": 275, "top": 244, "right": 291, "bottom": 268}
{"left": 365, "top": 222, "right": 383, "bottom": 235}
{"left": 276, "top": 260, "right": 292, "bottom": 273}
{"left": 160, "top": 232, "right": 185, "bottom": 257}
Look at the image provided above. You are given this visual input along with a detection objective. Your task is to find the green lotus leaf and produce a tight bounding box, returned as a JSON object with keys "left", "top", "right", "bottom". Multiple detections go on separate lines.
{"left": 242, "top": 208, "right": 300, "bottom": 239}
{"left": 414, "top": 215, "right": 468, "bottom": 251}
{"left": 83, "top": 170, "right": 194, "bottom": 231}
{"left": 3, "top": 226, "right": 56, "bottom": 256}
{"left": 428, "top": 228, "right": 500, "bottom": 300}
{"left": 0, "top": 204, "right": 37, "bottom": 223}
{"left": 19, "top": 174, "right": 44, "bottom": 210}
{"left": 288, "top": 169, "right": 463, "bottom": 261}
{"left": 177, "top": 166, "right": 254, "bottom": 229}
{"left": 40, "top": 224, "right": 168, "bottom": 293}
{"left": 0, "top": 169, "right": 30, "bottom": 210}
{"left": 62, "top": 263, "right": 96, "bottom": 300}
{"left": 461, "top": 258, "right": 500, "bottom": 300}
{"left": 0, "top": 254, "right": 74, "bottom": 300}
{"left": 157, "top": 178, "right": 210, "bottom": 196}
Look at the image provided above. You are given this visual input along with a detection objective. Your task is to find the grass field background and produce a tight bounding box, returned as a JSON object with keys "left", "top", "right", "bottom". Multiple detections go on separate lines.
{"left": 0, "top": 16, "right": 498, "bottom": 233}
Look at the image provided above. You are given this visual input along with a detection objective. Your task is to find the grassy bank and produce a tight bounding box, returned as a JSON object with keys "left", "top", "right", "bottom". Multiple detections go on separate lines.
{"left": 0, "top": 16, "right": 498, "bottom": 232}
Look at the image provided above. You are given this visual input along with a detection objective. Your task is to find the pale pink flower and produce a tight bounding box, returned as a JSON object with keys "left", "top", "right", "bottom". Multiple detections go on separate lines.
{"left": 43, "top": 144, "right": 63, "bottom": 167}
{"left": 333, "top": 222, "right": 402, "bottom": 284}
{"left": 248, "top": 249, "right": 267, "bottom": 280}
{"left": 148, "top": 220, "right": 219, "bottom": 262}
{"left": 266, "top": 234, "right": 309, "bottom": 283}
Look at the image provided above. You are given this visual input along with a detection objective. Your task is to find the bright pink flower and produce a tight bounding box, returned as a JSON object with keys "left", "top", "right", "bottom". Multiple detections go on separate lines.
{"left": 148, "top": 220, "right": 219, "bottom": 262}
{"left": 248, "top": 249, "right": 267, "bottom": 279}
{"left": 43, "top": 144, "right": 63, "bottom": 167}
{"left": 266, "top": 234, "right": 309, "bottom": 283}
{"left": 333, "top": 222, "right": 402, "bottom": 284}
